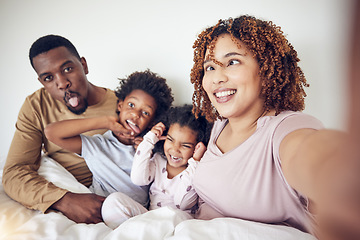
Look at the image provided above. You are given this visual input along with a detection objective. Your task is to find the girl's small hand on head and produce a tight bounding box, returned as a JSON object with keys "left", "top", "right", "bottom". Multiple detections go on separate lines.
{"left": 151, "top": 122, "right": 166, "bottom": 140}
{"left": 193, "top": 142, "right": 207, "bottom": 161}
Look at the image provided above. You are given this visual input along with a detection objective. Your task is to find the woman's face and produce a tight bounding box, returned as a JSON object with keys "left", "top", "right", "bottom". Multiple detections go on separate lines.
{"left": 202, "top": 34, "right": 264, "bottom": 120}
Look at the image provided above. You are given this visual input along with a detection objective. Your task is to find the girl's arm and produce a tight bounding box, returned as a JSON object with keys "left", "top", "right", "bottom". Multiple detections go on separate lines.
{"left": 131, "top": 122, "right": 165, "bottom": 185}
{"left": 173, "top": 142, "right": 207, "bottom": 210}
{"left": 45, "top": 116, "right": 132, "bottom": 154}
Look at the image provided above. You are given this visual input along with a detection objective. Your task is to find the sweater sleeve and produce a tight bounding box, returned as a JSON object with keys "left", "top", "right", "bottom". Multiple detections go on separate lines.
{"left": 2, "top": 95, "right": 68, "bottom": 213}
{"left": 131, "top": 131, "right": 158, "bottom": 186}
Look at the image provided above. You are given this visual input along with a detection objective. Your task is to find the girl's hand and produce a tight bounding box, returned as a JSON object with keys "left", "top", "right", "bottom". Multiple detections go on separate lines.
{"left": 133, "top": 136, "right": 143, "bottom": 150}
{"left": 193, "top": 142, "right": 207, "bottom": 161}
{"left": 151, "top": 122, "right": 167, "bottom": 140}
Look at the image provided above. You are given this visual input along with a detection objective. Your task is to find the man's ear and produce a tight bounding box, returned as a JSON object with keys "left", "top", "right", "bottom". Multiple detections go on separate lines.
{"left": 80, "top": 57, "right": 89, "bottom": 74}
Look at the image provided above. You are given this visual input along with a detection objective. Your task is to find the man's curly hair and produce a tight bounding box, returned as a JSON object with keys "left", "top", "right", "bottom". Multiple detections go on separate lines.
{"left": 115, "top": 69, "right": 174, "bottom": 123}
{"left": 190, "top": 15, "right": 308, "bottom": 122}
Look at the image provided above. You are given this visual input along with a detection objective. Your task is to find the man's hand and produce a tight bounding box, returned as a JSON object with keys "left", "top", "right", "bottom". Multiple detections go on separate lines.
{"left": 51, "top": 192, "right": 105, "bottom": 224}
{"left": 106, "top": 116, "right": 134, "bottom": 139}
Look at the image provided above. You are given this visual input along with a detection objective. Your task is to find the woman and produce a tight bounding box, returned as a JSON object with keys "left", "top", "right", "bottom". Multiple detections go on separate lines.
{"left": 190, "top": 15, "right": 359, "bottom": 239}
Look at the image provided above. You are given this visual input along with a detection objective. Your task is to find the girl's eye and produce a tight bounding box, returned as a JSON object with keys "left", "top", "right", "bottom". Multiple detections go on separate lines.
{"left": 182, "top": 145, "right": 192, "bottom": 149}
{"left": 128, "top": 102, "right": 135, "bottom": 108}
{"left": 228, "top": 59, "right": 240, "bottom": 66}
{"left": 166, "top": 136, "right": 173, "bottom": 142}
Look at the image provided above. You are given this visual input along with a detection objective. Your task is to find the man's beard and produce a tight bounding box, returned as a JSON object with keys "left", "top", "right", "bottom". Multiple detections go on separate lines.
{"left": 67, "top": 99, "right": 88, "bottom": 115}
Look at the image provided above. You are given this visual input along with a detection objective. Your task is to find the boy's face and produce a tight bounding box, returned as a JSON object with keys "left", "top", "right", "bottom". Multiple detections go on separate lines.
{"left": 117, "top": 89, "right": 157, "bottom": 136}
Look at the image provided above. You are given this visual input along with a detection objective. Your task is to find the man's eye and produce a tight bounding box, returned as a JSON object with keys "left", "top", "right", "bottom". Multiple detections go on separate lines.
{"left": 64, "top": 67, "right": 72, "bottom": 73}
{"left": 43, "top": 76, "right": 53, "bottom": 82}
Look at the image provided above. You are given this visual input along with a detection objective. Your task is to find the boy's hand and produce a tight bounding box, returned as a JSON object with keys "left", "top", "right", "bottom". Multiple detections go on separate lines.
{"left": 193, "top": 142, "right": 207, "bottom": 161}
{"left": 151, "top": 122, "right": 167, "bottom": 140}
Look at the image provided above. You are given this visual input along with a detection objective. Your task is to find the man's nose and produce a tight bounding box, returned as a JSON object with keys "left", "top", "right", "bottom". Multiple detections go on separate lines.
{"left": 55, "top": 74, "right": 70, "bottom": 89}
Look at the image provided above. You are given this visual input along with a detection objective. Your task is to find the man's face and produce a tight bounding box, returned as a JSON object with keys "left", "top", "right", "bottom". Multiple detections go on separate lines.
{"left": 32, "top": 46, "right": 90, "bottom": 114}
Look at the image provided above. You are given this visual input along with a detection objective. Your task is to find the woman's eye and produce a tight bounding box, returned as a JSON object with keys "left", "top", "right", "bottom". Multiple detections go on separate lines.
{"left": 204, "top": 65, "right": 214, "bottom": 71}
{"left": 229, "top": 59, "right": 240, "bottom": 66}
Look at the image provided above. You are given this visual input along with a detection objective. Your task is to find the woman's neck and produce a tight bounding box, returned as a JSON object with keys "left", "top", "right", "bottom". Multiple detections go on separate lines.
{"left": 216, "top": 109, "right": 275, "bottom": 153}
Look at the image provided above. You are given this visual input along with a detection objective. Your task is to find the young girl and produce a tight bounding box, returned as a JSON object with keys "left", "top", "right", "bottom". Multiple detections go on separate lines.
{"left": 101, "top": 105, "right": 212, "bottom": 229}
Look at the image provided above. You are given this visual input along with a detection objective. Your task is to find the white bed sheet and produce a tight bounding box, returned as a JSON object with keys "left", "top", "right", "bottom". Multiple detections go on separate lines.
{"left": 0, "top": 157, "right": 317, "bottom": 240}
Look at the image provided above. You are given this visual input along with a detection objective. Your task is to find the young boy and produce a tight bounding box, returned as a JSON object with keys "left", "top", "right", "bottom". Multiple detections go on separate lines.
{"left": 45, "top": 69, "right": 173, "bottom": 208}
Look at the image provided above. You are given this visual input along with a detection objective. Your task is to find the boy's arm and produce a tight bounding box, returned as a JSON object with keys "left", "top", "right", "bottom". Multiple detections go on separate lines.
{"left": 45, "top": 116, "right": 133, "bottom": 154}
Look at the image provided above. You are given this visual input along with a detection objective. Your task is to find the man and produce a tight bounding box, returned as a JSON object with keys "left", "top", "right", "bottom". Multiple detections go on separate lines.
{"left": 2, "top": 35, "right": 131, "bottom": 224}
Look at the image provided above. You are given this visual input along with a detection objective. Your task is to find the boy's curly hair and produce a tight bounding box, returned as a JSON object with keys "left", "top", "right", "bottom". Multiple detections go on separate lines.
{"left": 154, "top": 104, "right": 213, "bottom": 156}
{"left": 190, "top": 15, "right": 308, "bottom": 122}
{"left": 115, "top": 69, "right": 174, "bottom": 123}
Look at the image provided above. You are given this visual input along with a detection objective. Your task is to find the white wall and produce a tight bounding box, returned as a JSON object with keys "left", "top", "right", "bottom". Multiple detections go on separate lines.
{"left": 0, "top": 0, "right": 354, "bottom": 165}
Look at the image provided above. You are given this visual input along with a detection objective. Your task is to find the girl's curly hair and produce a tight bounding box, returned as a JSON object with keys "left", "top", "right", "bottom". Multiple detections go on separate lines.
{"left": 115, "top": 69, "right": 174, "bottom": 123}
{"left": 190, "top": 15, "right": 308, "bottom": 122}
{"left": 153, "top": 104, "right": 213, "bottom": 156}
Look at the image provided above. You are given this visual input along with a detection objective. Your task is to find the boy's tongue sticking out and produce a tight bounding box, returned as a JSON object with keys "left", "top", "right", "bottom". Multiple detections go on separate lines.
{"left": 127, "top": 120, "right": 140, "bottom": 134}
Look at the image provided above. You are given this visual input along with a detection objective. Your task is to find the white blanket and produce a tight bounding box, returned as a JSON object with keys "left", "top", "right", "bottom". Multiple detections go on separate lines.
{"left": 0, "top": 157, "right": 317, "bottom": 240}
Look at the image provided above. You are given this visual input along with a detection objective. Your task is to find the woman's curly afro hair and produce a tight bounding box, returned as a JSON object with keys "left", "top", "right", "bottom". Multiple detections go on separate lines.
{"left": 190, "top": 15, "right": 308, "bottom": 122}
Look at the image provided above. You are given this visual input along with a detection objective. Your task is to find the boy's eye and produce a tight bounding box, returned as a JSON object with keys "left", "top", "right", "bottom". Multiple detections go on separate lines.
{"left": 142, "top": 111, "right": 150, "bottom": 116}
{"left": 128, "top": 102, "right": 135, "bottom": 108}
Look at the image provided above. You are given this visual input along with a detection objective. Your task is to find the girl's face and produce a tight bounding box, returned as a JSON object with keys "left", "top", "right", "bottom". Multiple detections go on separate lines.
{"left": 164, "top": 123, "right": 197, "bottom": 169}
{"left": 202, "top": 34, "right": 264, "bottom": 120}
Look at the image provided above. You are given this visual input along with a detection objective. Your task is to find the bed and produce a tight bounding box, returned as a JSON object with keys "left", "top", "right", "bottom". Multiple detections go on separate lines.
{"left": 0, "top": 157, "right": 317, "bottom": 240}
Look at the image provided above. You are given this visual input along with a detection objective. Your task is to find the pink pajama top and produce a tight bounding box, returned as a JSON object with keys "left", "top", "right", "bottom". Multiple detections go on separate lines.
{"left": 131, "top": 131, "right": 199, "bottom": 212}
{"left": 193, "top": 111, "right": 324, "bottom": 232}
